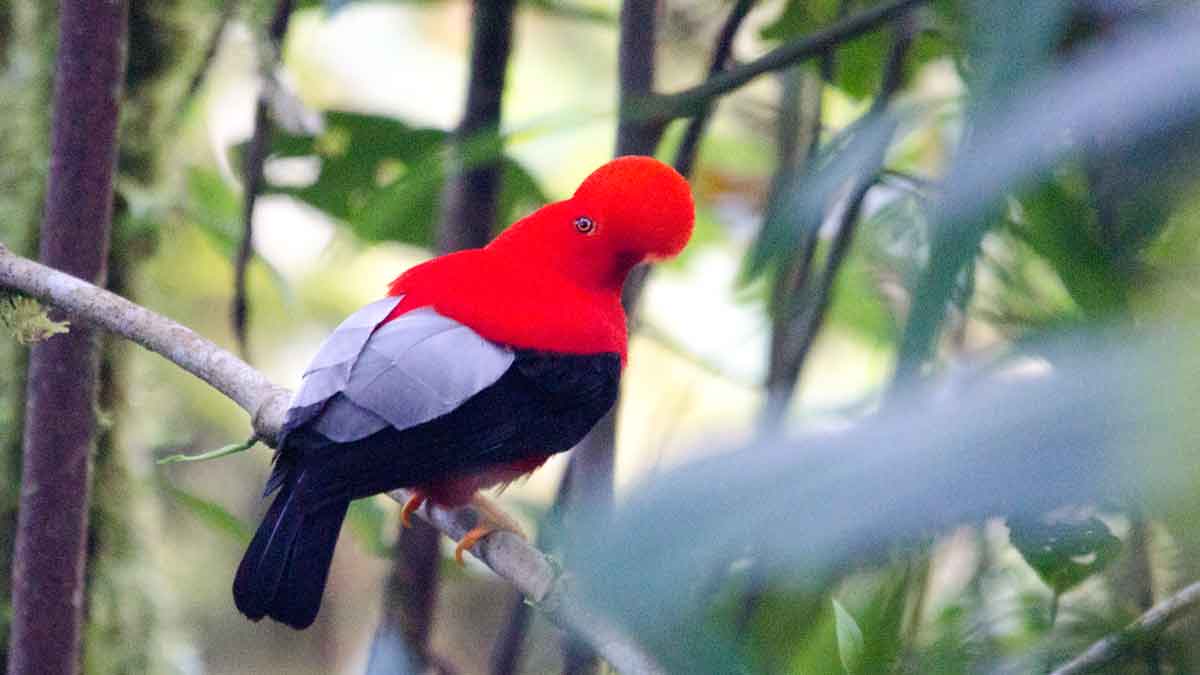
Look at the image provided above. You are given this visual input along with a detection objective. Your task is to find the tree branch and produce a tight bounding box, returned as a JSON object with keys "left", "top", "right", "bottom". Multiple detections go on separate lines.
{"left": 672, "top": 0, "right": 757, "bottom": 179}
{"left": 1050, "top": 581, "right": 1200, "bottom": 675}
{"left": 639, "top": 0, "right": 927, "bottom": 123}
{"left": 0, "top": 242, "right": 664, "bottom": 675}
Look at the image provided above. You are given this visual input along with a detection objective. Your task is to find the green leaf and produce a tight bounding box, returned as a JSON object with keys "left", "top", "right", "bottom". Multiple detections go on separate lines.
{"left": 1007, "top": 512, "right": 1122, "bottom": 595}
{"left": 162, "top": 484, "right": 252, "bottom": 544}
{"left": 759, "top": 0, "right": 950, "bottom": 99}
{"left": 832, "top": 598, "right": 865, "bottom": 674}
{"left": 251, "top": 110, "right": 548, "bottom": 247}
{"left": 184, "top": 166, "right": 241, "bottom": 256}
{"left": 156, "top": 437, "right": 257, "bottom": 465}
{"left": 256, "top": 110, "right": 448, "bottom": 246}
{"left": 347, "top": 497, "right": 393, "bottom": 557}
{"left": 1014, "top": 176, "right": 1129, "bottom": 316}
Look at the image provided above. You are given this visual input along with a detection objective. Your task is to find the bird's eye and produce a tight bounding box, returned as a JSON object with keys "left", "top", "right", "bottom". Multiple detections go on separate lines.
{"left": 573, "top": 216, "right": 596, "bottom": 235}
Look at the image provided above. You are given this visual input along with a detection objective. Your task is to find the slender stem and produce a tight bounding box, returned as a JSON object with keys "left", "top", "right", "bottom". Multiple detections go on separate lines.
{"left": 232, "top": 0, "right": 295, "bottom": 359}
{"left": 640, "top": 0, "right": 927, "bottom": 123}
{"left": 7, "top": 1, "right": 127, "bottom": 672}
{"left": 177, "top": 0, "right": 239, "bottom": 120}
{"left": 1050, "top": 581, "right": 1200, "bottom": 675}
{"left": 672, "top": 0, "right": 757, "bottom": 179}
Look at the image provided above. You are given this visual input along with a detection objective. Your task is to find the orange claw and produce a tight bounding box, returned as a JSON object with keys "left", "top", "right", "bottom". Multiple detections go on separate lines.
{"left": 454, "top": 526, "right": 494, "bottom": 565}
{"left": 400, "top": 492, "right": 426, "bottom": 528}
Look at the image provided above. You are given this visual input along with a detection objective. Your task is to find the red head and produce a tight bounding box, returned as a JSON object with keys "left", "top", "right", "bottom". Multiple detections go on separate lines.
{"left": 489, "top": 156, "right": 695, "bottom": 291}
{"left": 390, "top": 156, "right": 693, "bottom": 358}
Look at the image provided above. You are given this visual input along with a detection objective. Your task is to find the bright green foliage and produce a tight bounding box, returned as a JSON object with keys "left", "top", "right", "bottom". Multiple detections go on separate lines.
{"left": 759, "top": 0, "right": 950, "bottom": 100}
{"left": 252, "top": 110, "right": 547, "bottom": 247}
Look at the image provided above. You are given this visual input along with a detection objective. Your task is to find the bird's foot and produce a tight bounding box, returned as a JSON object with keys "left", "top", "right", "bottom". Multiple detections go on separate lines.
{"left": 453, "top": 494, "right": 527, "bottom": 564}
{"left": 400, "top": 491, "right": 426, "bottom": 528}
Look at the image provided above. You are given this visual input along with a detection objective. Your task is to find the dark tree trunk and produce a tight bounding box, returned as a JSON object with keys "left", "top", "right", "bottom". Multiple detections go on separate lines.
{"left": 6, "top": 1, "right": 127, "bottom": 673}
{"left": 438, "top": 0, "right": 517, "bottom": 252}
{"left": 0, "top": 0, "right": 55, "bottom": 665}
{"left": 373, "top": 2, "right": 519, "bottom": 672}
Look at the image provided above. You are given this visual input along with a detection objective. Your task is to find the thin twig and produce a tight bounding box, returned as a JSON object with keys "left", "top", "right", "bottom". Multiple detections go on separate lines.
{"left": 1050, "top": 581, "right": 1200, "bottom": 675}
{"left": 0, "top": 243, "right": 664, "bottom": 675}
{"left": 774, "top": 15, "right": 914, "bottom": 395}
{"left": 176, "top": 0, "right": 239, "bottom": 120}
{"left": 232, "top": 0, "right": 295, "bottom": 359}
{"left": 640, "top": 0, "right": 927, "bottom": 123}
{"left": 672, "top": 0, "right": 757, "bottom": 179}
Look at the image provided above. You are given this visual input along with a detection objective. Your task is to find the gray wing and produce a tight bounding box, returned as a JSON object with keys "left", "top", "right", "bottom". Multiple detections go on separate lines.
{"left": 282, "top": 298, "right": 516, "bottom": 444}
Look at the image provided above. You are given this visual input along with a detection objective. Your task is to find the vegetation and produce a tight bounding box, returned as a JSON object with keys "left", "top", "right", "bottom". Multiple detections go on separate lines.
{"left": 3, "top": 0, "right": 1200, "bottom": 673}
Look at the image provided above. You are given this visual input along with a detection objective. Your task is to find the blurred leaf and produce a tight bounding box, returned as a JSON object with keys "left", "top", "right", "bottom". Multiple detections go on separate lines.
{"left": 1012, "top": 176, "right": 1128, "bottom": 316}
{"left": 1007, "top": 513, "right": 1122, "bottom": 594}
{"left": 258, "top": 110, "right": 448, "bottom": 246}
{"left": 828, "top": 251, "right": 897, "bottom": 345}
{"left": 744, "top": 111, "right": 902, "bottom": 283}
{"left": 523, "top": 0, "right": 616, "bottom": 23}
{"left": 163, "top": 484, "right": 251, "bottom": 544}
{"left": 897, "top": 8, "right": 1200, "bottom": 380}
{"left": 252, "top": 110, "right": 547, "bottom": 247}
{"left": 347, "top": 497, "right": 393, "bottom": 557}
{"left": 184, "top": 167, "right": 241, "bottom": 255}
{"left": 570, "top": 327, "right": 1200, "bottom": 672}
{"left": 760, "top": 0, "right": 949, "bottom": 99}
{"left": 833, "top": 598, "right": 865, "bottom": 673}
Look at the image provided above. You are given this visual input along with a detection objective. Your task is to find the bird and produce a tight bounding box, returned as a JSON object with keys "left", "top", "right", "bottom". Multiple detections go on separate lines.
{"left": 232, "top": 155, "right": 694, "bottom": 629}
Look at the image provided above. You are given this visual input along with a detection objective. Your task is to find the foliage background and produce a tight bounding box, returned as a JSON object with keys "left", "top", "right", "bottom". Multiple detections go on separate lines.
{"left": 3, "top": 0, "right": 1200, "bottom": 673}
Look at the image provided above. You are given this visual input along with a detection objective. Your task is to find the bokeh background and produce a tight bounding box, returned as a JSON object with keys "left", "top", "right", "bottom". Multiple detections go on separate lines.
{"left": 3, "top": 1, "right": 1200, "bottom": 673}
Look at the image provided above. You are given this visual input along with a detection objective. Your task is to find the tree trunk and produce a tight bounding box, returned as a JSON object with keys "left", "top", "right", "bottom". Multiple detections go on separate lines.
{"left": 372, "top": 1, "right": 518, "bottom": 672}
{"left": 0, "top": 1, "right": 55, "bottom": 668}
{"left": 7, "top": 1, "right": 127, "bottom": 673}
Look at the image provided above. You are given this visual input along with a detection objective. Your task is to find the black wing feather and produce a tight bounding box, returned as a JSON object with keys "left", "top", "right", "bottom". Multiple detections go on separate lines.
{"left": 289, "top": 350, "right": 621, "bottom": 511}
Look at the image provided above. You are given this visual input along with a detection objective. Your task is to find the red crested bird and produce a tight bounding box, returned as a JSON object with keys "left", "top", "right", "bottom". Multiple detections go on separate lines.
{"left": 233, "top": 156, "right": 695, "bottom": 629}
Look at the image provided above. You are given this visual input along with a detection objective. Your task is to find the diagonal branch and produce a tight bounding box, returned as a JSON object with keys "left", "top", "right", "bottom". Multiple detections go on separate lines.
{"left": 672, "top": 0, "right": 757, "bottom": 179}
{"left": 639, "top": 0, "right": 927, "bottom": 123}
{"left": 1050, "top": 581, "right": 1200, "bottom": 675}
{"left": 0, "top": 242, "right": 664, "bottom": 675}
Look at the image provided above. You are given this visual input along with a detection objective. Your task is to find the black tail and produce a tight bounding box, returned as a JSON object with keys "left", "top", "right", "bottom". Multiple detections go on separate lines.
{"left": 233, "top": 472, "right": 349, "bottom": 629}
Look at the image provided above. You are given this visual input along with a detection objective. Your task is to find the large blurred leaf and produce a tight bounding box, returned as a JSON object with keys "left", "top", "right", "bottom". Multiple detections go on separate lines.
{"left": 161, "top": 483, "right": 251, "bottom": 544}
{"left": 568, "top": 327, "right": 1200, "bottom": 672}
{"left": 833, "top": 598, "right": 865, "bottom": 673}
{"left": 1012, "top": 176, "right": 1128, "bottom": 317}
{"left": 260, "top": 111, "right": 447, "bottom": 246}
{"left": 1007, "top": 512, "right": 1121, "bottom": 595}
{"left": 760, "top": 0, "right": 950, "bottom": 100}
{"left": 897, "top": 7, "right": 1200, "bottom": 379}
{"left": 253, "top": 110, "right": 547, "bottom": 247}
{"left": 743, "top": 111, "right": 902, "bottom": 283}
{"left": 184, "top": 167, "right": 241, "bottom": 254}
